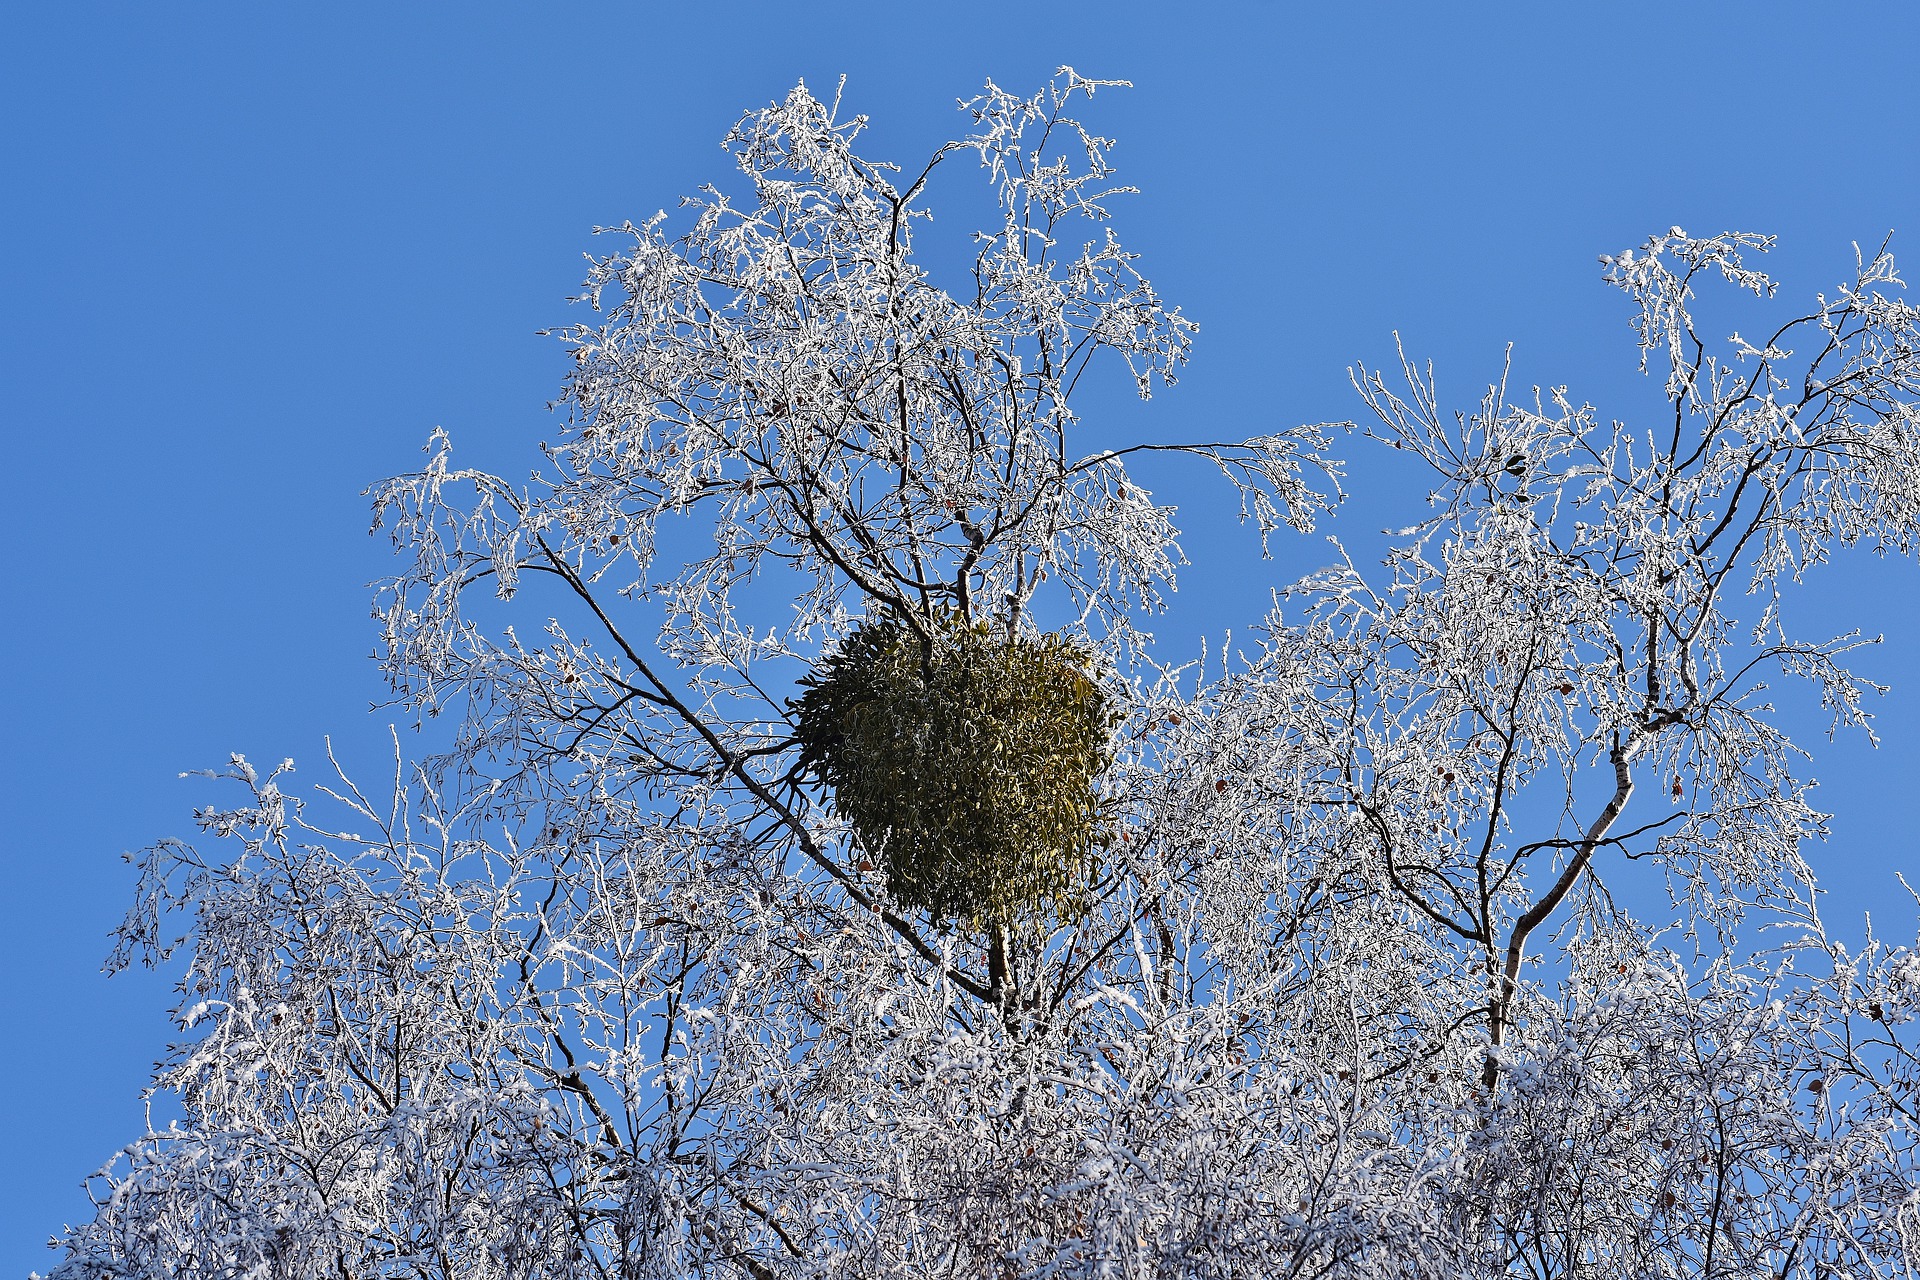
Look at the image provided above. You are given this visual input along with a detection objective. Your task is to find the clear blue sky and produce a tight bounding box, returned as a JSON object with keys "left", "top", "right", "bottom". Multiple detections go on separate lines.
{"left": 5, "top": 4, "right": 1917, "bottom": 1271}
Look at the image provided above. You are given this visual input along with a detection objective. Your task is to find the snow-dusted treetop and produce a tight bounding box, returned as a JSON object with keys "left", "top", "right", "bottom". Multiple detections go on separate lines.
{"left": 44, "top": 72, "right": 1920, "bottom": 1279}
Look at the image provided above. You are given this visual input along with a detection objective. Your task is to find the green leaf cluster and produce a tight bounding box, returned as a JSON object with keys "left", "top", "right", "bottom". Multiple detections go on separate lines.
{"left": 792, "top": 613, "right": 1118, "bottom": 927}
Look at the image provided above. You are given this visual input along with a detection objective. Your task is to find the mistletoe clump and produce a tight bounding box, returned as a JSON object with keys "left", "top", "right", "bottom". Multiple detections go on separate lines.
{"left": 793, "top": 613, "right": 1117, "bottom": 925}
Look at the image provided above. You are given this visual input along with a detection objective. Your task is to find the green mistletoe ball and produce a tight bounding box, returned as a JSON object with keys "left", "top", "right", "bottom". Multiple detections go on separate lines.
{"left": 792, "top": 613, "right": 1118, "bottom": 926}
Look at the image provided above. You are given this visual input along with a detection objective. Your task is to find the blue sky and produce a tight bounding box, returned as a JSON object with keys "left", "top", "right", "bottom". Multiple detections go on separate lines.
{"left": 4, "top": 4, "right": 1917, "bottom": 1270}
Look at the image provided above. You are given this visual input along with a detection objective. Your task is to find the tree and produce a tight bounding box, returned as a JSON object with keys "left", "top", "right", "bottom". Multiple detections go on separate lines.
{"left": 43, "top": 71, "right": 1920, "bottom": 1279}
